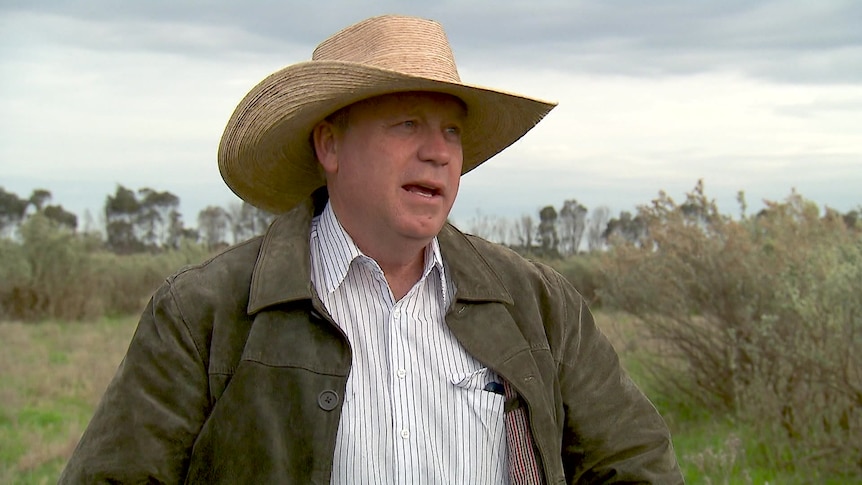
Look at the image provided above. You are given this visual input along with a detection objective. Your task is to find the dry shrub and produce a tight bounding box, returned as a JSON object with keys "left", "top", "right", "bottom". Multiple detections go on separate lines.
{"left": 91, "top": 241, "right": 211, "bottom": 316}
{"left": 543, "top": 253, "right": 605, "bottom": 306}
{"left": 600, "top": 181, "right": 862, "bottom": 477}
{"left": 0, "top": 215, "right": 211, "bottom": 322}
{"left": 0, "top": 215, "right": 101, "bottom": 321}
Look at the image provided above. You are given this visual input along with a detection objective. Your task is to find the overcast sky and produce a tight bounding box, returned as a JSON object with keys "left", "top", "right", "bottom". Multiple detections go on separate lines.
{"left": 2, "top": 0, "right": 860, "bottom": 231}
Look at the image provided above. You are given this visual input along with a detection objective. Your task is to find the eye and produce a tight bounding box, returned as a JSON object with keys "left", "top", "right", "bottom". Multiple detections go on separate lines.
{"left": 444, "top": 125, "right": 462, "bottom": 140}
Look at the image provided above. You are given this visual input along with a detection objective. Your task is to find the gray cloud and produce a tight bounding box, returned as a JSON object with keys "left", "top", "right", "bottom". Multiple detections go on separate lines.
{"left": 2, "top": 0, "right": 859, "bottom": 224}
{"left": 4, "top": 0, "right": 861, "bottom": 83}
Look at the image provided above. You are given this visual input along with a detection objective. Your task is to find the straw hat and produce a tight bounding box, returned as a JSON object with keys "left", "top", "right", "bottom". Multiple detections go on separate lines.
{"left": 218, "top": 14, "right": 556, "bottom": 214}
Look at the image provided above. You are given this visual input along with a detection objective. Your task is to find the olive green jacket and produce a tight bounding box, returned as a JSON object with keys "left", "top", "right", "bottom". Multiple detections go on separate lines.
{"left": 60, "top": 197, "right": 682, "bottom": 484}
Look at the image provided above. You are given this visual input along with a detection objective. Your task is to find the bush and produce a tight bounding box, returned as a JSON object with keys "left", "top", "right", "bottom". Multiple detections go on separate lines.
{"left": 91, "top": 241, "right": 211, "bottom": 316}
{"left": 547, "top": 253, "right": 605, "bottom": 306}
{"left": 0, "top": 216, "right": 212, "bottom": 322}
{"left": 0, "top": 214, "right": 100, "bottom": 320}
{"left": 599, "top": 182, "right": 861, "bottom": 478}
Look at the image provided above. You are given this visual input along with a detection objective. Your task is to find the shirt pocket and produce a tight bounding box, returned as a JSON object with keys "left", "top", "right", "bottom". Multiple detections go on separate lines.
{"left": 449, "top": 367, "right": 506, "bottom": 429}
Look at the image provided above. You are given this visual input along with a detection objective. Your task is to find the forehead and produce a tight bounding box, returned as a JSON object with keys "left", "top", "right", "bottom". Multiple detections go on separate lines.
{"left": 348, "top": 91, "right": 467, "bottom": 119}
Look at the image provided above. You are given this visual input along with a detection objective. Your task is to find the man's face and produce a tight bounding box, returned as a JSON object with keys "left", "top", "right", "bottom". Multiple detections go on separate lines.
{"left": 316, "top": 92, "right": 466, "bottom": 250}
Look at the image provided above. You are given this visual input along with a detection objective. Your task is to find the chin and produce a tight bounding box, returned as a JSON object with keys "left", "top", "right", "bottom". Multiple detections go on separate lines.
{"left": 400, "top": 218, "right": 446, "bottom": 240}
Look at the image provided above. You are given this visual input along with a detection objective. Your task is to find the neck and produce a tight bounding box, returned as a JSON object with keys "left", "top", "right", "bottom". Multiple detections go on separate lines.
{"left": 352, "top": 235, "right": 426, "bottom": 300}
{"left": 327, "top": 200, "right": 434, "bottom": 300}
{"left": 373, "top": 248, "right": 426, "bottom": 301}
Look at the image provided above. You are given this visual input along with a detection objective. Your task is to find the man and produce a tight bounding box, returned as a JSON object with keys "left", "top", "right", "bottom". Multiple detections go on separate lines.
{"left": 61, "top": 15, "right": 683, "bottom": 484}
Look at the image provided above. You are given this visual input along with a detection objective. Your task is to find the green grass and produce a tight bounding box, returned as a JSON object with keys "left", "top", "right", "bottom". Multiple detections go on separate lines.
{"left": 0, "top": 316, "right": 137, "bottom": 484}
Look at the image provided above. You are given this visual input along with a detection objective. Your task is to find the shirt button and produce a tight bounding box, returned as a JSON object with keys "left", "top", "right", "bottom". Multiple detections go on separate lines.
{"left": 396, "top": 369, "right": 406, "bottom": 378}
{"left": 400, "top": 429, "right": 410, "bottom": 439}
{"left": 392, "top": 309, "right": 401, "bottom": 319}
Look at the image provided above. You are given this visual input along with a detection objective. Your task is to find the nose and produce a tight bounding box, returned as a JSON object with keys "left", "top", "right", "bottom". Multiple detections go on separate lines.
{"left": 417, "top": 127, "right": 461, "bottom": 166}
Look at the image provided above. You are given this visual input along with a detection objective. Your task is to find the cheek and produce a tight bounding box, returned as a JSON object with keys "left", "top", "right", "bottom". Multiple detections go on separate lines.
{"left": 449, "top": 166, "right": 462, "bottom": 196}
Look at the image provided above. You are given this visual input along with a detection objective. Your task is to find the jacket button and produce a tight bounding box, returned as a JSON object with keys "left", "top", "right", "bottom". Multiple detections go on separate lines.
{"left": 318, "top": 390, "right": 340, "bottom": 411}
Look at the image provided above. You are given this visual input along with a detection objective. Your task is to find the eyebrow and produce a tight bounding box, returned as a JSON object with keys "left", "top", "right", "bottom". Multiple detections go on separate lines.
{"left": 397, "top": 93, "right": 467, "bottom": 117}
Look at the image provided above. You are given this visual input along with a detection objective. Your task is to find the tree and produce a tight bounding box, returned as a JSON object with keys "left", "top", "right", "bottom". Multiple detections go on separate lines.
{"left": 586, "top": 206, "right": 610, "bottom": 252}
{"left": 1, "top": 188, "right": 78, "bottom": 237}
{"left": 511, "top": 214, "right": 535, "bottom": 252}
{"left": 42, "top": 204, "right": 78, "bottom": 230}
{"left": 105, "top": 185, "right": 143, "bottom": 254}
{"left": 28, "top": 189, "right": 52, "bottom": 211}
{"left": 227, "top": 201, "right": 276, "bottom": 244}
{"left": 0, "top": 187, "right": 30, "bottom": 236}
{"left": 558, "top": 199, "right": 588, "bottom": 256}
{"left": 464, "top": 210, "right": 511, "bottom": 244}
{"left": 104, "top": 185, "right": 184, "bottom": 252}
{"left": 603, "top": 210, "right": 647, "bottom": 245}
{"left": 137, "top": 188, "right": 180, "bottom": 248}
{"left": 198, "top": 206, "right": 230, "bottom": 250}
{"left": 537, "top": 205, "right": 559, "bottom": 256}
{"left": 248, "top": 202, "right": 276, "bottom": 236}
{"left": 166, "top": 210, "right": 198, "bottom": 249}
{"left": 82, "top": 209, "right": 99, "bottom": 236}
{"left": 843, "top": 207, "right": 860, "bottom": 231}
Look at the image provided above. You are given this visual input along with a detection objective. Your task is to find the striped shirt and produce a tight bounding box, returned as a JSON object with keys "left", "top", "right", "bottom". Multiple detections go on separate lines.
{"left": 310, "top": 202, "right": 508, "bottom": 484}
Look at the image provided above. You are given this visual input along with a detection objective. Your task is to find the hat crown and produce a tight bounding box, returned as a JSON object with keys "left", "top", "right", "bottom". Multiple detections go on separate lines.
{"left": 312, "top": 15, "right": 461, "bottom": 83}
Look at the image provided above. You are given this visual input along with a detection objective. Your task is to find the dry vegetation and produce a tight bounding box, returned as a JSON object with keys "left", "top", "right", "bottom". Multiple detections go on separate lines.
{"left": 599, "top": 183, "right": 862, "bottom": 483}
{"left": 0, "top": 214, "right": 211, "bottom": 321}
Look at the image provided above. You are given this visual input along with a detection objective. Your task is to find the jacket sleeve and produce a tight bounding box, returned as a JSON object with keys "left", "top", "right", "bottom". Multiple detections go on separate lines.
{"left": 59, "top": 280, "right": 210, "bottom": 484}
{"left": 549, "top": 269, "right": 683, "bottom": 484}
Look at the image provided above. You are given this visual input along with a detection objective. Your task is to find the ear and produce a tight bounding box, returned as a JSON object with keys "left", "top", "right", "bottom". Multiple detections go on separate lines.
{"left": 312, "top": 121, "right": 339, "bottom": 174}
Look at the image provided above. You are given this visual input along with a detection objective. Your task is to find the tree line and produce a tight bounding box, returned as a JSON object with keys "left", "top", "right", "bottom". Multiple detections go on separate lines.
{"left": 0, "top": 185, "right": 276, "bottom": 253}
{"left": 466, "top": 190, "right": 860, "bottom": 258}
{"left": 4, "top": 183, "right": 860, "bottom": 257}
{"left": 2, "top": 184, "right": 669, "bottom": 256}
{"left": 463, "top": 201, "right": 650, "bottom": 257}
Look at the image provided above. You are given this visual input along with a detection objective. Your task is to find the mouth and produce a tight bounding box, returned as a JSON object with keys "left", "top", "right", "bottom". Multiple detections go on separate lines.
{"left": 403, "top": 183, "right": 442, "bottom": 198}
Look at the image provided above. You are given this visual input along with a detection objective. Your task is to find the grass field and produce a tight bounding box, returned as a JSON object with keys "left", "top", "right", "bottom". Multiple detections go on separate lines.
{"left": 0, "top": 316, "right": 136, "bottom": 484}
{"left": 0, "top": 313, "right": 857, "bottom": 483}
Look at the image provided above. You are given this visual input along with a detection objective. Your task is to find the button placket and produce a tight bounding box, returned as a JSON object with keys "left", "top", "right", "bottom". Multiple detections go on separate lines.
{"left": 389, "top": 302, "right": 411, "bottom": 454}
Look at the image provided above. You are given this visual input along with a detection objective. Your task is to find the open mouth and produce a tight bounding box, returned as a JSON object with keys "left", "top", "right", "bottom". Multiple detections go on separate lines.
{"left": 403, "top": 184, "right": 441, "bottom": 198}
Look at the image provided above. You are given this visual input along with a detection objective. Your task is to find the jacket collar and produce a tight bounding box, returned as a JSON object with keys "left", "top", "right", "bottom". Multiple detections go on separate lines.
{"left": 248, "top": 195, "right": 513, "bottom": 314}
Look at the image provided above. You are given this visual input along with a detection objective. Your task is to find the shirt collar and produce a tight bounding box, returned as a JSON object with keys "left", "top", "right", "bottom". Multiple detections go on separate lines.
{"left": 312, "top": 201, "right": 449, "bottom": 306}
{"left": 313, "top": 202, "right": 362, "bottom": 295}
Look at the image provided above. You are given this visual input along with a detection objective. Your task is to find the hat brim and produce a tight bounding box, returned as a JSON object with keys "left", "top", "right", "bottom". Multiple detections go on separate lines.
{"left": 218, "top": 60, "right": 556, "bottom": 214}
